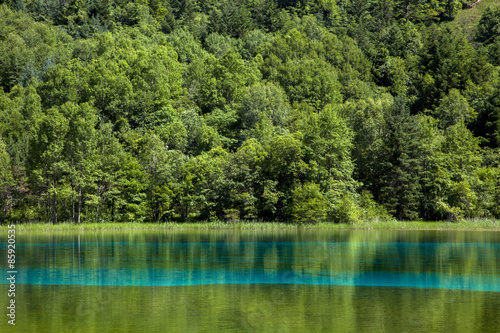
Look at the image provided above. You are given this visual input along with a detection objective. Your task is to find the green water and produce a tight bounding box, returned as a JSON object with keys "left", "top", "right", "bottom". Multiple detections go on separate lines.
{"left": 1, "top": 230, "right": 499, "bottom": 332}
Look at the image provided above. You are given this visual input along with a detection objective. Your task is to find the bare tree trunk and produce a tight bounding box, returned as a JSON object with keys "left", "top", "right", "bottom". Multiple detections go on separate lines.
{"left": 46, "top": 192, "right": 51, "bottom": 222}
{"left": 72, "top": 180, "right": 75, "bottom": 223}
{"left": 53, "top": 162, "right": 57, "bottom": 224}
{"left": 96, "top": 184, "right": 101, "bottom": 223}
{"left": 112, "top": 198, "right": 115, "bottom": 222}
{"left": 470, "top": 0, "right": 482, "bottom": 8}
{"left": 2, "top": 195, "right": 6, "bottom": 224}
{"left": 53, "top": 191, "right": 57, "bottom": 224}
{"left": 78, "top": 186, "right": 82, "bottom": 223}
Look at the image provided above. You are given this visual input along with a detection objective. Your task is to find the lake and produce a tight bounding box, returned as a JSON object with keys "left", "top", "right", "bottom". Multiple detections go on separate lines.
{"left": 1, "top": 229, "right": 499, "bottom": 332}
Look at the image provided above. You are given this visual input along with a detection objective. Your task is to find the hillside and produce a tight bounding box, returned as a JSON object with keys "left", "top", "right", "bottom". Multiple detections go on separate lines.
{"left": 450, "top": 0, "right": 500, "bottom": 39}
{"left": 0, "top": 0, "right": 499, "bottom": 224}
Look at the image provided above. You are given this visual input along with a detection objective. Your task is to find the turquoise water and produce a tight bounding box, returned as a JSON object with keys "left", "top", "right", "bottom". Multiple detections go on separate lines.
{"left": 1, "top": 229, "right": 499, "bottom": 332}
{"left": 13, "top": 241, "right": 500, "bottom": 290}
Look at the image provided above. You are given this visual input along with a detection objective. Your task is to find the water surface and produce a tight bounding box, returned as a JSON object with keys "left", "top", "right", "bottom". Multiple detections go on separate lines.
{"left": 1, "top": 229, "right": 499, "bottom": 332}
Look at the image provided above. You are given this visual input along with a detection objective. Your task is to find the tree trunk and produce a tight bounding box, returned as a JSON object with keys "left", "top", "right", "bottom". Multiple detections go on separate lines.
{"left": 2, "top": 195, "right": 6, "bottom": 224}
{"left": 78, "top": 186, "right": 82, "bottom": 223}
{"left": 53, "top": 162, "right": 58, "bottom": 224}
{"left": 96, "top": 203, "right": 100, "bottom": 223}
{"left": 72, "top": 180, "right": 75, "bottom": 223}
{"left": 112, "top": 198, "right": 115, "bottom": 222}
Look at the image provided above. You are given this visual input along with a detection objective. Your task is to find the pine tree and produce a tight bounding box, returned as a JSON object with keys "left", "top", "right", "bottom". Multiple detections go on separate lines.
{"left": 376, "top": 97, "right": 422, "bottom": 220}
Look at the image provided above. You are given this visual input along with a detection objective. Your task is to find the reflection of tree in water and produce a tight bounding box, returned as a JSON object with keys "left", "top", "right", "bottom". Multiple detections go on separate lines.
{"left": 14, "top": 230, "right": 500, "bottom": 331}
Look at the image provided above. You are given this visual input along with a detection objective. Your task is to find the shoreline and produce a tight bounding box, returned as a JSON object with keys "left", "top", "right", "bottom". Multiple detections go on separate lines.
{"left": 1, "top": 220, "right": 499, "bottom": 232}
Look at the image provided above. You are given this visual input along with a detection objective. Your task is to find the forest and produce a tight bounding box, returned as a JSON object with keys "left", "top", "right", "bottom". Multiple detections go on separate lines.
{"left": 0, "top": 0, "right": 499, "bottom": 224}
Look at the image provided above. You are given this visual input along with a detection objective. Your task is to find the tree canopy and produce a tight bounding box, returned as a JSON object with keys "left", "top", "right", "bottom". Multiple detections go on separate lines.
{"left": 0, "top": 0, "right": 499, "bottom": 223}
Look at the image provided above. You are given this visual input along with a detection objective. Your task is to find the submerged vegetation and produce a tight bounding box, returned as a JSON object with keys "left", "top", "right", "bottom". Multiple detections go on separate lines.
{"left": 0, "top": 1, "right": 500, "bottom": 224}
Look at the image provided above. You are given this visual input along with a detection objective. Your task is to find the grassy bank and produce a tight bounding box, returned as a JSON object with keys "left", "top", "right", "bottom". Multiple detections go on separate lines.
{"left": 1, "top": 219, "right": 498, "bottom": 232}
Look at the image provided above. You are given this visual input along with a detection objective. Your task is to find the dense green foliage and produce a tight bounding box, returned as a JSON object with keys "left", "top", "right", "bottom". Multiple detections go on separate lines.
{"left": 0, "top": 0, "right": 499, "bottom": 223}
